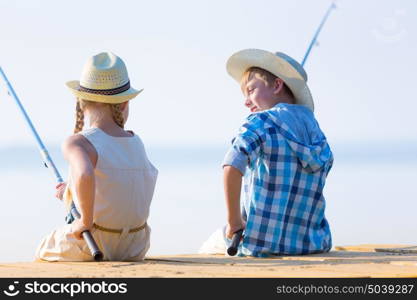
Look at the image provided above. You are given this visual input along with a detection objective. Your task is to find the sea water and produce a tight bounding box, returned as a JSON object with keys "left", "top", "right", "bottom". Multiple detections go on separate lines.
{"left": 0, "top": 143, "right": 416, "bottom": 262}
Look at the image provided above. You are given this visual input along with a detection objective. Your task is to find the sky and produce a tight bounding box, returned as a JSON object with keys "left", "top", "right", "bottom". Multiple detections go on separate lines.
{"left": 0, "top": 0, "right": 416, "bottom": 150}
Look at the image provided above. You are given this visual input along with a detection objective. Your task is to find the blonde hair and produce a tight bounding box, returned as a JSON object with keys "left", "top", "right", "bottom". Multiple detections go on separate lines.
{"left": 240, "top": 67, "right": 294, "bottom": 98}
{"left": 74, "top": 99, "right": 125, "bottom": 134}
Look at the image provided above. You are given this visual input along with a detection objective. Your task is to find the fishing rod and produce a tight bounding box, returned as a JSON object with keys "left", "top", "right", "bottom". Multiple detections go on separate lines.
{"left": 227, "top": 0, "right": 337, "bottom": 256}
{"left": 0, "top": 67, "right": 103, "bottom": 261}
{"left": 227, "top": 229, "right": 243, "bottom": 256}
{"left": 301, "top": 1, "right": 337, "bottom": 67}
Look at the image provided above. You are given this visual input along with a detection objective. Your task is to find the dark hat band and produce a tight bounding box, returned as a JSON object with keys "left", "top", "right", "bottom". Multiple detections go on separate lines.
{"left": 78, "top": 81, "right": 130, "bottom": 96}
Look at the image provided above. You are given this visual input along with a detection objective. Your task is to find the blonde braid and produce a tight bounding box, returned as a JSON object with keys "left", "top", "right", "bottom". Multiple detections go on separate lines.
{"left": 110, "top": 103, "right": 125, "bottom": 128}
{"left": 74, "top": 100, "right": 85, "bottom": 134}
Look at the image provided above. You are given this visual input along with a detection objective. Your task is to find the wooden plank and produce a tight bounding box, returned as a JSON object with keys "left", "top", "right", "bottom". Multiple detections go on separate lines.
{"left": 334, "top": 244, "right": 411, "bottom": 252}
{"left": 1, "top": 248, "right": 417, "bottom": 277}
{"left": 375, "top": 246, "right": 417, "bottom": 254}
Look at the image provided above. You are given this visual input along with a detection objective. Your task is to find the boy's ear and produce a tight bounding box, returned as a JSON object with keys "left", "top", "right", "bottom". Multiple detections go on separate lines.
{"left": 273, "top": 78, "right": 284, "bottom": 95}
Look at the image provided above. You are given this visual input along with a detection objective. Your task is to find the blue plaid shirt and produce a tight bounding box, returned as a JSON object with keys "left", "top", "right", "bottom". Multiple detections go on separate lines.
{"left": 223, "top": 103, "right": 333, "bottom": 257}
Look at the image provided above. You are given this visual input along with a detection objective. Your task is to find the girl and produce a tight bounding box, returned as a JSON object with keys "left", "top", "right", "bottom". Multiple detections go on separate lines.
{"left": 35, "top": 52, "right": 158, "bottom": 261}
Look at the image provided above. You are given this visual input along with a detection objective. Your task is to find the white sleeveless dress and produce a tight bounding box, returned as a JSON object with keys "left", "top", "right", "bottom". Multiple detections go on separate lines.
{"left": 35, "top": 127, "right": 158, "bottom": 261}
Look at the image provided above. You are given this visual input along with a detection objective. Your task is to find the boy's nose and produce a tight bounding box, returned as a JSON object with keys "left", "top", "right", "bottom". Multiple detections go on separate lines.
{"left": 244, "top": 98, "right": 252, "bottom": 108}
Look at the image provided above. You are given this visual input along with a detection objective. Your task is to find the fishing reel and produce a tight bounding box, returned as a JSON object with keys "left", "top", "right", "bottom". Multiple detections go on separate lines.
{"left": 65, "top": 212, "right": 75, "bottom": 224}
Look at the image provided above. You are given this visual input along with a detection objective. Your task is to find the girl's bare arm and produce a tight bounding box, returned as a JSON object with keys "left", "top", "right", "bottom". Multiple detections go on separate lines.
{"left": 62, "top": 135, "right": 95, "bottom": 238}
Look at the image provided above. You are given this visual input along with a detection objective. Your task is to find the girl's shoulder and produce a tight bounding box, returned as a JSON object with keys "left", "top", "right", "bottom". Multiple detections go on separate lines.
{"left": 61, "top": 133, "right": 97, "bottom": 161}
{"left": 62, "top": 134, "right": 87, "bottom": 149}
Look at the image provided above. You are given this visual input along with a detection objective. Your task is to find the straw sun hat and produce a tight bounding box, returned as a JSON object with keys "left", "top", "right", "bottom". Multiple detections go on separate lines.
{"left": 226, "top": 49, "right": 314, "bottom": 111}
{"left": 66, "top": 52, "right": 142, "bottom": 104}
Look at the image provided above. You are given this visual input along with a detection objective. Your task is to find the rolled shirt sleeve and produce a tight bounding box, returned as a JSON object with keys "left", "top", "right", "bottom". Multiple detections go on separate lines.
{"left": 222, "top": 146, "right": 248, "bottom": 175}
{"left": 222, "top": 116, "right": 264, "bottom": 175}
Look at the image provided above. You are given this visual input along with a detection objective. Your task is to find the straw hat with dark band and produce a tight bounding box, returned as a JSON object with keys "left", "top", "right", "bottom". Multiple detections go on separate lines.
{"left": 226, "top": 49, "right": 314, "bottom": 111}
{"left": 66, "top": 52, "right": 142, "bottom": 104}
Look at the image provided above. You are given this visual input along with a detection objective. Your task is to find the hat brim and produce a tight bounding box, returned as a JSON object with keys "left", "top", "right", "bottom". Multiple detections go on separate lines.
{"left": 226, "top": 49, "right": 314, "bottom": 111}
{"left": 66, "top": 80, "right": 143, "bottom": 104}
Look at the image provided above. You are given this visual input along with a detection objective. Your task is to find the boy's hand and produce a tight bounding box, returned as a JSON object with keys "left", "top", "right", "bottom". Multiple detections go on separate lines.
{"left": 70, "top": 218, "right": 92, "bottom": 240}
{"left": 226, "top": 219, "right": 246, "bottom": 239}
{"left": 55, "top": 182, "right": 67, "bottom": 201}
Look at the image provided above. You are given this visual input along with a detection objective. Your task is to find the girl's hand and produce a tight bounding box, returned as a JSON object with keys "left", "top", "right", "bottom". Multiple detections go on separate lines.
{"left": 70, "top": 218, "right": 92, "bottom": 240}
{"left": 226, "top": 218, "right": 246, "bottom": 239}
{"left": 55, "top": 182, "right": 67, "bottom": 201}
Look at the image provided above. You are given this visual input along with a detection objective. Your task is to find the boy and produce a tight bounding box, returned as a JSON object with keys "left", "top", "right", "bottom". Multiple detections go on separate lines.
{"left": 203, "top": 49, "right": 333, "bottom": 257}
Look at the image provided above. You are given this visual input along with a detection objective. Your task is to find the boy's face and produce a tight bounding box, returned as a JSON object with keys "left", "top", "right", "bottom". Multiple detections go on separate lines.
{"left": 242, "top": 73, "right": 280, "bottom": 112}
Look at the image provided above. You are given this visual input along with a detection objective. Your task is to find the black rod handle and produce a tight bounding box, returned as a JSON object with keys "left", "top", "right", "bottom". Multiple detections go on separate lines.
{"left": 82, "top": 230, "right": 103, "bottom": 261}
{"left": 71, "top": 206, "right": 103, "bottom": 261}
{"left": 227, "top": 229, "right": 244, "bottom": 256}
